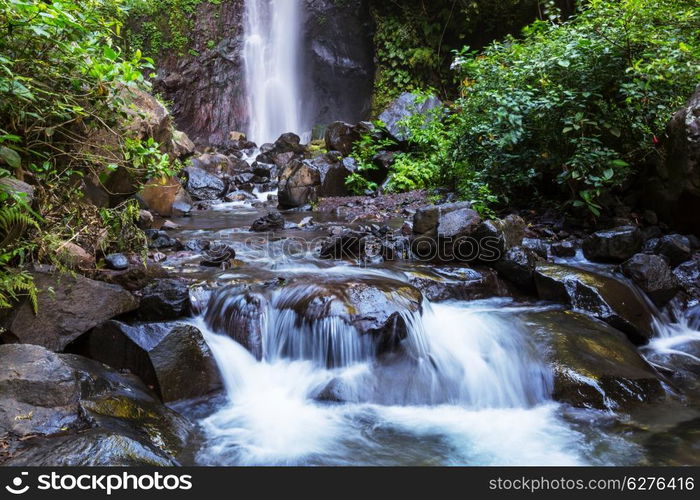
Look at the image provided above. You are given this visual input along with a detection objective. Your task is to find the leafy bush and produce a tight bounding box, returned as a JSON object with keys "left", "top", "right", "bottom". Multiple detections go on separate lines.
{"left": 448, "top": 0, "right": 700, "bottom": 214}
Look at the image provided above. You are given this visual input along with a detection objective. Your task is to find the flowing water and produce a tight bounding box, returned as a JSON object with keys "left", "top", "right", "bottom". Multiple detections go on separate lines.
{"left": 243, "top": 0, "right": 305, "bottom": 144}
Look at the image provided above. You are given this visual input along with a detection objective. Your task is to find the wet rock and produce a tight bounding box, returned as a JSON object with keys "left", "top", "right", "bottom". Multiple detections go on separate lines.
{"left": 137, "top": 209, "right": 154, "bottom": 229}
{"left": 105, "top": 253, "right": 129, "bottom": 271}
{"left": 56, "top": 241, "right": 94, "bottom": 269}
{"left": 0, "top": 344, "right": 191, "bottom": 465}
{"left": 183, "top": 166, "right": 226, "bottom": 200}
{"left": 534, "top": 263, "right": 655, "bottom": 344}
{"left": 189, "top": 153, "right": 233, "bottom": 176}
{"left": 161, "top": 220, "right": 180, "bottom": 230}
{"left": 673, "top": 260, "right": 700, "bottom": 303}
{"left": 412, "top": 201, "right": 473, "bottom": 236}
{"left": 525, "top": 310, "right": 665, "bottom": 411}
{"left": 551, "top": 240, "right": 577, "bottom": 257}
{"left": 494, "top": 246, "right": 539, "bottom": 291}
{"left": 407, "top": 267, "right": 508, "bottom": 302}
{"left": 200, "top": 242, "right": 236, "bottom": 267}
{"left": 656, "top": 234, "right": 692, "bottom": 267}
{"left": 145, "top": 229, "right": 176, "bottom": 249}
{"left": 1, "top": 271, "right": 138, "bottom": 351}
{"left": 316, "top": 154, "right": 356, "bottom": 198}
{"left": 250, "top": 211, "right": 285, "bottom": 232}
{"left": 140, "top": 176, "right": 193, "bottom": 217}
{"left": 437, "top": 207, "right": 481, "bottom": 239}
{"left": 171, "top": 129, "right": 195, "bottom": 158}
{"left": 73, "top": 322, "right": 221, "bottom": 402}
{"left": 522, "top": 238, "right": 549, "bottom": 259}
{"left": 379, "top": 92, "right": 444, "bottom": 142}
{"left": 642, "top": 237, "right": 660, "bottom": 254}
{"left": 225, "top": 190, "right": 257, "bottom": 202}
{"left": 138, "top": 279, "right": 190, "bottom": 321}
{"left": 324, "top": 121, "right": 362, "bottom": 156}
{"left": 582, "top": 226, "right": 643, "bottom": 262}
{"left": 621, "top": 253, "right": 679, "bottom": 306}
{"left": 205, "top": 291, "right": 266, "bottom": 360}
{"left": 175, "top": 238, "right": 210, "bottom": 253}
{"left": 277, "top": 159, "right": 321, "bottom": 208}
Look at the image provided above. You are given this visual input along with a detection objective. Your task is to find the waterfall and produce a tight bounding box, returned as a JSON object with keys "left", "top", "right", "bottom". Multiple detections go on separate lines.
{"left": 243, "top": 0, "right": 305, "bottom": 145}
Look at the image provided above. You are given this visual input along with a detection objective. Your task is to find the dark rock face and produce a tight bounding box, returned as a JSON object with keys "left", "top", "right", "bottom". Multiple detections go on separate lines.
{"left": 314, "top": 153, "right": 356, "bottom": 198}
{"left": 642, "top": 84, "right": 700, "bottom": 233}
{"left": 656, "top": 234, "right": 692, "bottom": 267}
{"left": 407, "top": 267, "right": 509, "bottom": 302}
{"left": 138, "top": 279, "right": 190, "bottom": 321}
{"left": 494, "top": 246, "right": 539, "bottom": 291}
{"left": 412, "top": 202, "right": 473, "bottom": 236}
{"left": 621, "top": 253, "right": 680, "bottom": 306}
{"left": 673, "top": 260, "right": 700, "bottom": 303}
{"left": 324, "top": 121, "right": 362, "bottom": 156}
{"left": 1, "top": 271, "right": 138, "bottom": 352}
{"left": 303, "top": 0, "right": 374, "bottom": 128}
{"left": 277, "top": 159, "right": 321, "bottom": 208}
{"left": 582, "top": 226, "right": 643, "bottom": 262}
{"left": 0, "top": 344, "right": 191, "bottom": 466}
{"left": 551, "top": 240, "right": 577, "bottom": 257}
{"left": 73, "top": 322, "right": 221, "bottom": 402}
{"left": 534, "top": 263, "right": 655, "bottom": 344}
{"left": 378, "top": 92, "right": 443, "bottom": 142}
{"left": 319, "top": 227, "right": 410, "bottom": 263}
{"left": 184, "top": 166, "right": 226, "bottom": 200}
{"left": 525, "top": 310, "right": 664, "bottom": 411}
{"left": 250, "top": 211, "right": 285, "bottom": 232}
{"left": 205, "top": 291, "right": 267, "bottom": 360}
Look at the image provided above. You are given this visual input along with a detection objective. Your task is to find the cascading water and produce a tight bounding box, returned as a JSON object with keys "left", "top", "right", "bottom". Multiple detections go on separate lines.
{"left": 193, "top": 282, "right": 586, "bottom": 466}
{"left": 243, "top": 0, "right": 305, "bottom": 144}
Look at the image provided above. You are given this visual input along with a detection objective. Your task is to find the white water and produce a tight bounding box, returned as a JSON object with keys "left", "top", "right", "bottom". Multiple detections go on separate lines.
{"left": 194, "top": 296, "right": 588, "bottom": 465}
{"left": 243, "top": 0, "right": 305, "bottom": 144}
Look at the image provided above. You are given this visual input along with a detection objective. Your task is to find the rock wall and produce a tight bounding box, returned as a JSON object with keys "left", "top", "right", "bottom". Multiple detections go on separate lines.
{"left": 302, "top": 0, "right": 375, "bottom": 133}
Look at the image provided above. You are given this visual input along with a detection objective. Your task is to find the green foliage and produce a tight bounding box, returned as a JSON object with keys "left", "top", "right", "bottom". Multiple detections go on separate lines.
{"left": 99, "top": 199, "right": 148, "bottom": 257}
{"left": 448, "top": 0, "right": 700, "bottom": 214}
{"left": 124, "top": 137, "right": 179, "bottom": 179}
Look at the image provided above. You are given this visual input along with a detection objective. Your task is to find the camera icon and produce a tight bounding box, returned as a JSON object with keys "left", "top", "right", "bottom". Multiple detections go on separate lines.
{"left": 5, "top": 471, "right": 30, "bottom": 495}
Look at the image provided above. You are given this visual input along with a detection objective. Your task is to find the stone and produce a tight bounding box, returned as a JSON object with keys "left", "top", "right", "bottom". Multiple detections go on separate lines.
{"left": 205, "top": 291, "right": 266, "bottom": 360}
{"left": 200, "top": 242, "right": 236, "bottom": 267}
{"left": 551, "top": 240, "right": 577, "bottom": 257}
{"left": 412, "top": 201, "right": 473, "bottom": 236}
{"left": 494, "top": 246, "right": 538, "bottom": 291}
{"left": 407, "top": 267, "right": 508, "bottom": 302}
{"left": 673, "top": 260, "right": 700, "bottom": 302}
{"left": 183, "top": 166, "right": 226, "bottom": 200}
{"left": 170, "top": 129, "right": 196, "bottom": 158}
{"left": 621, "top": 253, "right": 680, "bottom": 306}
{"left": 137, "top": 209, "right": 154, "bottom": 229}
{"left": 145, "top": 229, "right": 176, "bottom": 249}
{"left": 656, "top": 234, "right": 692, "bottom": 267}
{"left": 324, "top": 121, "right": 361, "bottom": 156}
{"left": 378, "top": 92, "right": 444, "bottom": 142}
{"left": 250, "top": 211, "right": 285, "bottom": 232}
{"left": 1, "top": 271, "right": 138, "bottom": 351}
{"left": 138, "top": 278, "right": 190, "bottom": 321}
{"left": 582, "top": 226, "right": 643, "bottom": 262}
{"left": 56, "top": 242, "right": 94, "bottom": 269}
{"left": 534, "top": 263, "right": 655, "bottom": 344}
{"left": 277, "top": 159, "right": 321, "bottom": 208}
{"left": 104, "top": 253, "right": 129, "bottom": 271}
{"left": 522, "top": 238, "right": 549, "bottom": 259}
{"left": 140, "top": 176, "right": 193, "bottom": 217}
{"left": 73, "top": 322, "right": 221, "bottom": 402}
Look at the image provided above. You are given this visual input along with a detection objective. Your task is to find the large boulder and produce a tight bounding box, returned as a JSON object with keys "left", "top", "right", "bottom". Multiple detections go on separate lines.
{"left": 494, "top": 246, "right": 539, "bottom": 291}
{"left": 250, "top": 211, "right": 285, "bottom": 232}
{"left": 277, "top": 158, "right": 321, "bottom": 208}
{"left": 324, "top": 121, "right": 362, "bottom": 156}
{"left": 1, "top": 270, "right": 138, "bottom": 351}
{"left": 378, "top": 92, "right": 443, "bottom": 142}
{"left": 582, "top": 226, "right": 643, "bottom": 262}
{"left": 205, "top": 291, "right": 267, "bottom": 360}
{"left": 0, "top": 344, "right": 191, "bottom": 465}
{"left": 314, "top": 153, "right": 356, "bottom": 198}
{"left": 525, "top": 310, "right": 665, "bottom": 411}
{"left": 406, "top": 267, "right": 509, "bottom": 302}
{"left": 412, "top": 201, "right": 474, "bottom": 237}
{"left": 673, "top": 259, "right": 700, "bottom": 305}
{"left": 656, "top": 234, "right": 692, "bottom": 267}
{"left": 534, "top": 263, "right": 655, "bottom": 344}
{"left": 183, "top": 166, "right": 226, "bottom": 200}
{"left": 643, "top": 85, "right": 700, "bottom": 234}
{"left": 138, "top": 278, "right": 191, "bottom": 321}
{"left": 71, "top": 321, "right": 221, "bottom": 402}
{"left": 140, "top": 176, "right": 193, "bottom": 217}
{"left": 119, "top": 85, "right": 173, "bottom": 151}
{"left": 621, "top": 253, "right": 680, "bottom": 306}
{"left": 411, "top": 202, "right": 482, "bottom": 263}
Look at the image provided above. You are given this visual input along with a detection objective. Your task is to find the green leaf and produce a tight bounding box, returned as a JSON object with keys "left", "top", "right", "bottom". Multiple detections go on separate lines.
{"left": 0, "top": 147, "right": 21, "bottom": 169}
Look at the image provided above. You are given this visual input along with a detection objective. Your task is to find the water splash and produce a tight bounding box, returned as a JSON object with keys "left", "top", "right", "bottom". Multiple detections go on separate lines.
{"left": 243, "top": 0, "right": 305, "bottom": 144}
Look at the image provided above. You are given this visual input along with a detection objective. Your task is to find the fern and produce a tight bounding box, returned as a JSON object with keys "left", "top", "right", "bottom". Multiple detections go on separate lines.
{"left": 0, "top": 204, "right": 38, "bottom": 248}
{"left": 0, "top": 269, "right": 38, "bottom": 313}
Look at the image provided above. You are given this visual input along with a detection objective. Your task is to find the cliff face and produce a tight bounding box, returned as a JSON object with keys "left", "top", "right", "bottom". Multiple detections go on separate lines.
{"left": 151, "top": 0, "right": 247, "bottom": 146}
{"left": 302, "top": 0, "right": 375, "bottom": 131}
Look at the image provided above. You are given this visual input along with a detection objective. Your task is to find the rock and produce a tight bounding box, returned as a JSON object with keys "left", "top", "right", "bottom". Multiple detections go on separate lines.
{"left": 582, "top": 226, "right": 643, "bottom": 262}
{"left": 319, "top": 227, "right": 410, "bottom": 263}
{"left": 378, "top": 92, "right": 444, "bottom": 142}
{"left": 175, "top": 238, "right": 210, "bottom": 253}
{"left": 673, "top": 260, "right": 700, "bottom": 303}
{"left": 525, "top": 310, "right": 664, "bottom": 411}
{"left": 324, "top": 121, "right": 361, "bottom": 156}
{"left": 119, "top": 85, "right": 173, "bottom": 153}
{"left": 138, "top": 279, "right": 190, "bottom": 321}
{"left": 56, "top": 241, "right": 94, "bottom": 268}
{"left": 656, "top": 234, "right": 692, "bottom": 267}
{"left": 522, "top": 238, "right": 549, "bottom": 259}
{"left": 621, "top": 253, "right": 680, "bottom": 306}
{"left": 137, "top": 209, "right": 154, "bottom": 229}
{"left": 145, "top": 229, "right": 176, "bottom": 249}
{"left": 200, "top": 242, "right": 236, "bottom": 267}
{"left": 205, "top": 291, "right": 266, "bottom": 360}
{"left": 643, "top": 85, "right": 700, "bottom": 233}
{"left": 170, "top": 129, "right": 195, "bottom": 158}
{"left": 1, "top": 271, "right": 138, "bottom": 351}
{"left": 140, "top": 176, "right": 193, "bottom": 217}
{"left": 551, "top": 240, "right": 577, "bottom": 257}
{"left": 314, "top": 153, "right": 356, "bottom": 198}
{"left": 183, "top": 166, "right": 226, "bottom": 200}
{"left": 161, "top": 220, "right": 180, "bottom": 230}
{"left": 0, "top": 344, "right": 190, "bottom": 466}
{"left": 642, "top": 237, "right": 660, "bottom": 254}
{"left": 534, "top": 263, "right": 655, "bottom": 344}
{"left": 189, "top": 153, "right": 233, "bottom": 176}
{"left": 407, "top": 267, "right": 508, "bottom": 302}
{"left": 73, "top": 322, "right": 221, "bottom": 402}
{"left": 0, "top": 177, "right": 34, "bottom": 204}
{"left": 105, "top": 253, "right": 129, "bottom": 271}
{"left": 277, "top": 159, "right": 321, "bottom": 208}
{"left": 412, "top": 201, "right": 472, "bottom": 236}
{"left": 250, "top": 211, "right": 285, "bottom": 232}
{"left": 437, "top": 207, "right": 481, "bottom": 239}
{"left": 494, "top": 246, "right": 538, "bottom": 291}
{"left": 271, "top": 132, "right": 306, "bottom": 155}
{"left": 225, "top": 190, "right": 257, "bottom": 202}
